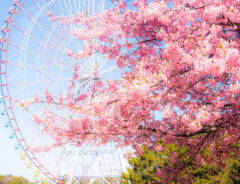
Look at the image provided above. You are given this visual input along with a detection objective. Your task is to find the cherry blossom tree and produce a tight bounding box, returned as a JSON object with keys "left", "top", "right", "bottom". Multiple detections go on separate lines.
{"left": 20, "top": 0, "right": 240, "bottom": 180}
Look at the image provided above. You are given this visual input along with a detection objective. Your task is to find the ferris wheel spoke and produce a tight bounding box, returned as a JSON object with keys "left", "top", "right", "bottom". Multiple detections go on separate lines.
{"left": 8, "top": 40, "right": 59, "bottom": 59}
{"left": 63, "top": 0, "right": 72, "bottom": 16}
{"left": 19, "top": 6, "right": 34, "bottom": 21}
{"left": 31, "top": 0, "right": 40, "bottom": 10}
{"left": 69, "top": 0, "right": 77, "bottom": 15}
{"left": 98, "top": 57, "right": 111, "bottom": 72}
{"left": 99, "top": 66, "right": 119, "bottom": 75}
{"left": 12, "top": 23, "right": 25, "bottom": 34}
{"left": 54, "top": 0, "right": 65, "bottom": 16}
{"left": 7, "top": 61, "right": 73, "bottom": 71}
{"left": 8, "top": 63, "right": 74, "bottom": 80}
{"left": 7, "top": 78, "right": 72, "bottom": 86}
{"left": 12, "top": 66, "right": 55, "bottom": 81}
{"left": 19, "top": 11, "right": 67, "bottom": 46}
{"left": 73, "top": 0, "right": 80, "bottom": 15}
{"left": 10, "top": 28, "right": 49, "bottom": 48}
{"left": 7, "top": 42, "right": 76, "bottom": 70}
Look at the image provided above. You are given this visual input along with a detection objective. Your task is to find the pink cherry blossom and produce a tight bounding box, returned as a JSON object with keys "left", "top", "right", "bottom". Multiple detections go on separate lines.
{"left": 20, "top": 1, "right": 240, "bottom": 182}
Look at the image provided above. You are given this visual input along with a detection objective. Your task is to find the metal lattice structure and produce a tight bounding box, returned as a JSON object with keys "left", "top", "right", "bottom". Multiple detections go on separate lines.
{"left": 0, "top": 0, "right": 128, "bottom": 183}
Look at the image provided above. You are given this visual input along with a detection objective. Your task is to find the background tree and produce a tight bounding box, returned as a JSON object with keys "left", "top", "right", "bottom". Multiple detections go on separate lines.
{"left": 21, "top": 0, "right": 240, "bottom": 182}
{"left": 121, "top": 140, "right": 240, "bottom": 184}
{"left": 0, "top": 175, "right": 30, "bottom": 184}
{"left": 121, "top": 145, "right": 164, "bottom": 184}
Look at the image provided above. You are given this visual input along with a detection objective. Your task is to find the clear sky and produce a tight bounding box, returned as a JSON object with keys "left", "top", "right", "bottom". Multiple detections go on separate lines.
{"left": 0, "top": 0, "right": 35, "bottom": 181}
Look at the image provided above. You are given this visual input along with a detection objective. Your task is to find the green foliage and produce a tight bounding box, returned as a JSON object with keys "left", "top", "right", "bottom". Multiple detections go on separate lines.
{"left": 192, "top": 156, "right": 240, "bottom": 184}
{"left": 121, "top": 140, "right": 240, "bottom": 184}
{"left": 121, "top": 141, "right": 192, "bottom": 183}
{"left": 121, "top": 146, "right": 164, "bottom": 184}
{"left": 192, "top": 140, "right": 240, "bottom": 184}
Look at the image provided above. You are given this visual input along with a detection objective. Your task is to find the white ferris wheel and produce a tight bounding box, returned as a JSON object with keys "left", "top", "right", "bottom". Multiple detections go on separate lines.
{"left": 0, "top": 0, "right": 129, "bottom": 183}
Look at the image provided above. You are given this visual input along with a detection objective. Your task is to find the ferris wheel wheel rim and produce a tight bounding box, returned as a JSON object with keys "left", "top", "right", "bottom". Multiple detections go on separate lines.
{"left": 1, "top": 0, "right": 126, "bottom": 183}
{"left": 0, "top": 0, "right": 74, "bottom": 183}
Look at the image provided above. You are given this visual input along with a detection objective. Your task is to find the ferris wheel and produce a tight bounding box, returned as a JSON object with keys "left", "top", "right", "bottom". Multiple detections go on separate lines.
{"left": 0, "top": 0, "right": 128, "bottom": 183}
